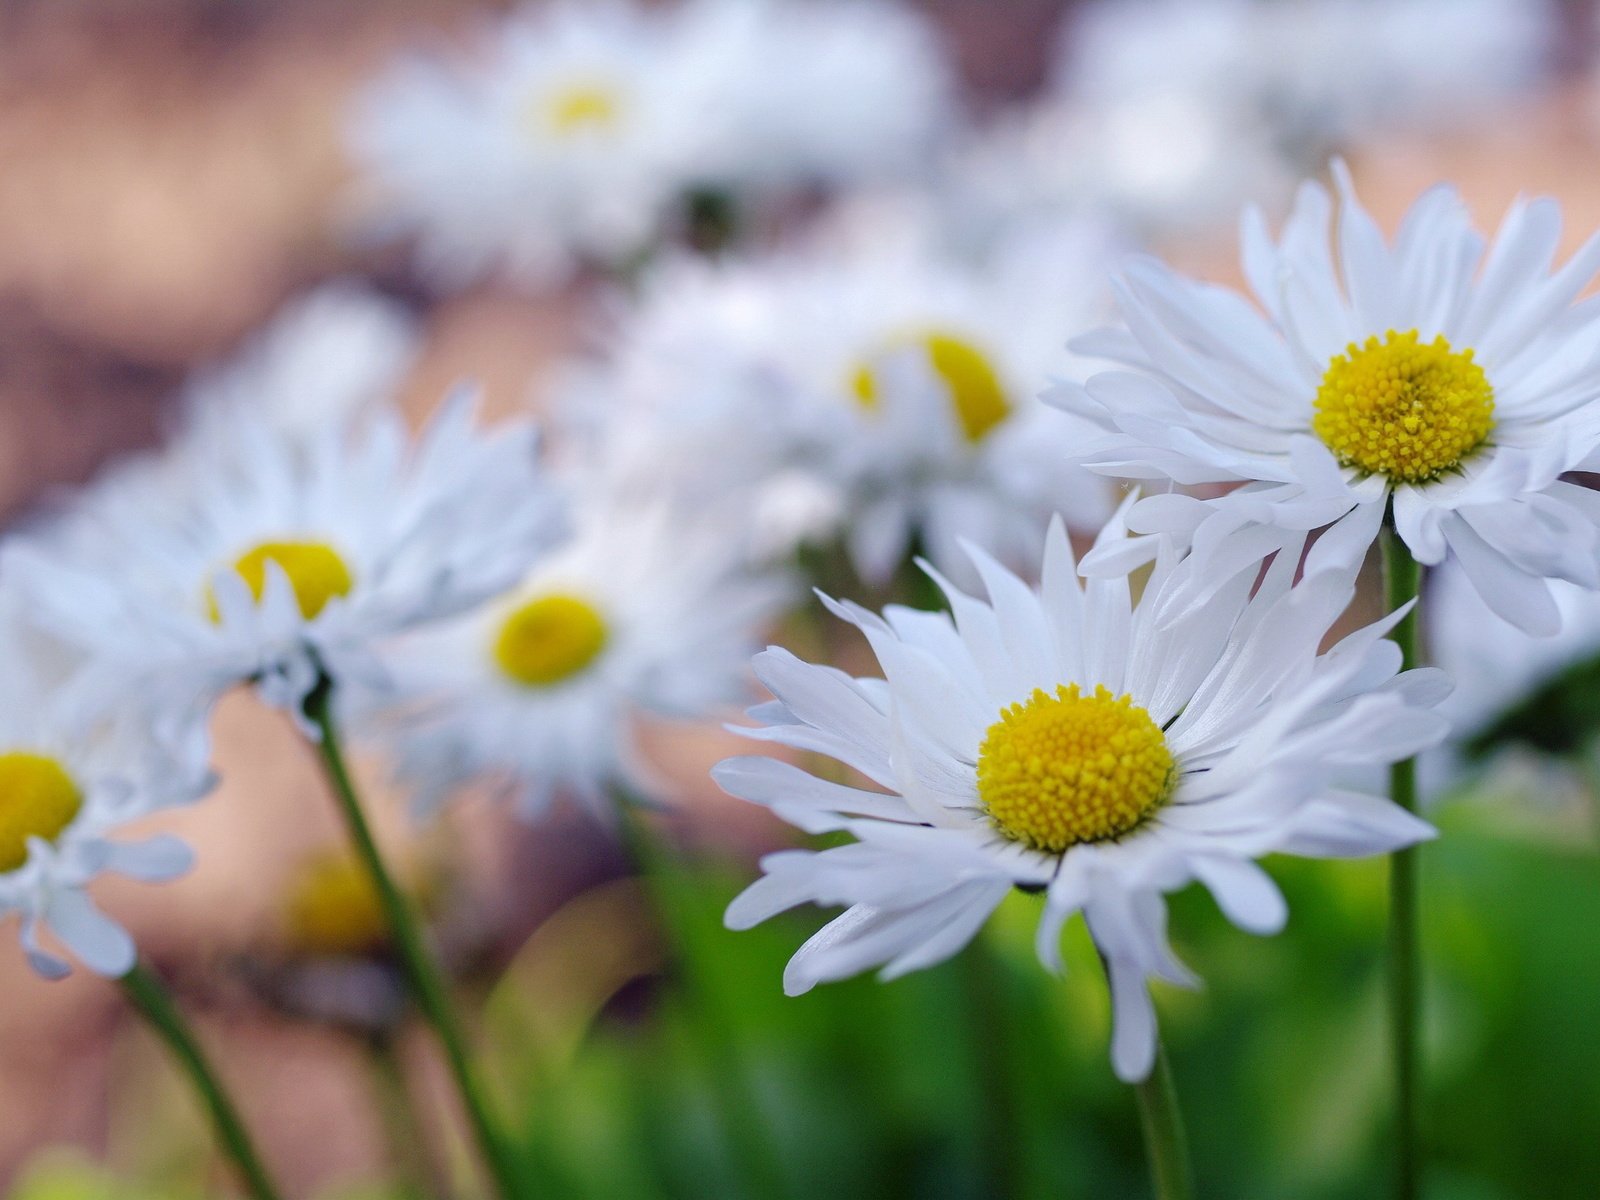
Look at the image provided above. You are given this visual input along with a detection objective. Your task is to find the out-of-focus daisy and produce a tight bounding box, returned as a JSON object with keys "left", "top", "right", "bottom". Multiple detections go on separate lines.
{"left": 1062, "top": 0, "right": 1553, "bottom": 164}
{"left": 183, "top": 282, "right": 418, "bottom": 440}
{"left": 13, "top": 393, "right": 559, "bottom": 724}
{"left": 1431, "top": 558, "right": 1600, "bottom": 768}
{"left": 568, "top": 200, "right": 1117, "bottom": 586}
{"left": 1054, "top": 167, "right": 1600, "bottom": 634}
{"left": 716, "top": 517, "right": 1445, "bottom": 1081}
{"left": 368, "top": 491, "right": 790, "bottom": 821}
{"left": 0, "top": 616, "right": 206, "bottom": 980}
{"left": 347, "top": 2, "right": 715, "bottom": 289}
{"left": 678, "top": 0, "right": 954, "bottom": 197}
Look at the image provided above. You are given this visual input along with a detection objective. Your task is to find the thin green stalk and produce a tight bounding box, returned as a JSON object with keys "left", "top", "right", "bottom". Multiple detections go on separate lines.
{"left": 120, "top": 961, "right": 283, "bottom": 1200}
{"left": 364, "top": 1031, "right": 450, "bottom": 1200}
{"left": 1381, "top": 522, "right": 1423, "bottom": 1200}
{"left": 303, "top": 679, "right": 525, "bottom": 1200}
{"left": 1133, "top": 1038, "right": 1193, "bottom": 1200}
{"left": 957, "top": 936, "right": 1020, "bottom": 1198}
{"left": 613, "top": 795, "right": 792, "bottom": 1200}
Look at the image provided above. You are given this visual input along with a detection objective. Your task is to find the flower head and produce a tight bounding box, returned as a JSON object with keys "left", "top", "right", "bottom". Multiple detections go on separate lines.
{"left": 366, "top": 489, "right": 790, "bottom": 821}
{"left": 716, "top": 517, "right": 1445, "bottom": 1080}
{"left": 0, "top": 611, "right": 207, "bottom": 979}
{"left": 13, "top": 392, "right": 560, "bottom": 727}
{"left": 1053, "top": 166, "right": 1600, "bottom": 633}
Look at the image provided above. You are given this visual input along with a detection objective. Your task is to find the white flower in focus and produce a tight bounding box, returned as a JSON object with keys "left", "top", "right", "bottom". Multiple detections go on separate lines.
{"left": 716, "top": 518, "right": 1445, "bottom": 1081}
{"left": 0, "top": 614, "right": 207, "bottom": 979}
{"left": 678, "top": 0, "right": 954, "bottom": 194}
{"left": 183, "top": 282, "right": 418, "bottom": 440}
{"left": 571, "top": 202, "right": 1117, "bottom": 585}
{"left": 347, "top": 2, "right": 714, "bottom": 289}
{"left": 367, "top": 492, "right": 791, "bottom": 821}
{"left": 1053, "top": 168, "right": 1600, "bottom": 634}
{"left": 13, "top": 394, "right": 560, "bottom": 725}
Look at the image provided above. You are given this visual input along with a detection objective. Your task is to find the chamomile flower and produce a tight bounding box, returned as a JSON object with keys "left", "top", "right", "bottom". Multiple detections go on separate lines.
{"left": 368, "top": 492, "right": 790, "bottom": 821}
{"left": 571, "top": 202, "right": 1116, "bottom": 585}
{"left": 677, "top": 0, "right": 954, "bottom": 196}
{"left": 182, "top": 282, "right": 418, "bottom": 440}
{"left": 1053, "top": 167, "right": 1600, "bottom": 633}
{"left": 12, "top": 392, "right": 559, "bottom": 725}
{"left": 0, "top": 615, "right": 207, "bottom": 980}
{"left": 716, "top": 517, "right": 1446, "bottom": 1081}
{"left": 347, "top": 2, "right": 715, "bottom": 289}
{"left": 1431, "top": 558, "right": 1600, "bottom": 764}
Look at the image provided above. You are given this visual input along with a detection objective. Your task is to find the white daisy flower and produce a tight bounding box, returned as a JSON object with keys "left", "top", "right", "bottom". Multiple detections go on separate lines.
{"left": 715, "top": 517, "right": 1446, "bottom": 1081}
{"left": 1052, "top": 166, "right": 1600, "bottom": 634}
{"left": 1431, "top": 557, "right": 1600, "bottom": 760}
{"left": 676, "top": 0, "right": 954, "bottom": 196}
{"left": 1062, "top": 0, "right": 1554, "bottom": 162}
{"left": 367, "top": 491, "right": 790, "bottom": 821}
{"left": 567, "top": 201, "right": 1117, "bottom": 586}
{"left": 0, "top": 612, "right": 207, "bottom": 980}
{"left": 183, "top": 281, "right": 418, "bottom": 440}
{"left": 11, "top": 393, "right": 560, "bottom": 726}
{"left": 346, "top": 1, "right": 716, "bottom": 289}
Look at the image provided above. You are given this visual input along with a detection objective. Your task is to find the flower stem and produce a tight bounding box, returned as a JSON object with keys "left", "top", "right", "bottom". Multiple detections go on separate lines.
{"left": 1381, "top": 523, "right": 1423, "bottom": 1200}
{"left": 613, "top": 794, "right": 793, "bottom": 1200}
{"left": 1133, "top": 1037, "right": 1193, "bottom": 1200}
{"left": 304, "top": 679, "right": 525, "bottom": 1200}
{"left": 120, "top": 961, "right": 283, "bottom": 1200}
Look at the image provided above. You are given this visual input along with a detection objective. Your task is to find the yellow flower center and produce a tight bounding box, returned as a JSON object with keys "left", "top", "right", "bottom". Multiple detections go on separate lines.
{"left": 285, "top": 853, "right": 389, "bottom": 959}
{"left": 851, "top": 329, "right": 1012, "bottom": 443}
{"left": 493, "top": 593, "right": 609, "bottom": 688}
{"left": 0, "top": 752, "right": 84, "bottom": 873}
{"left": 975, "top": 685, "right": 1175, "bottom": 853}
{"left": 208, "top": 540, "right": 355, "bottom": 622}
{"left": 1312, "top": 330, "right": 1494, "bottom": 483}
{"left": 538, "top": 81, "right": 623, "bottom": 136}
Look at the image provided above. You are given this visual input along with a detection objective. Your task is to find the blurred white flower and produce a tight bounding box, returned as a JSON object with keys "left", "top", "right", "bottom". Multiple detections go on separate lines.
{"left": 366, "top": 490, "right": 790, "bottom": 822}
{"left": 565, "top": 199, "right": 1118, "bottom": 586}
{"left": 678, "top": 0, "right": 954, "bottom": 196}
{"left": 717, "top": 517, "right": 1445, "bottom": 1082}
{"left": 0, "top": 607, "right": 206, "bottom": 980}
{"left": 1055, "top": 168, "right": 1600, "bottom": 635}
{"left": 347, "top": 2, "right": 717, "bottom": 289}
{"left": 12, "top": 393, "right": 560, "bottom": 724}
{"left": 182, "top": 282, "right": 418, "bottom": 440}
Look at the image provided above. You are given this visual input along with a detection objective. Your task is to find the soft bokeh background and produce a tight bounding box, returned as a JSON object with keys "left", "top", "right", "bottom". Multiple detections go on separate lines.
{"left": 3, "top": 2, "right": 1600, "bottom": 1197}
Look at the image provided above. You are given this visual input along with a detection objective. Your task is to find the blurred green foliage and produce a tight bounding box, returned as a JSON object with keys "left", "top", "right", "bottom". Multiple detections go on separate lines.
{"left": 11, "top": 790, "right": 1600, "bottom": 1200}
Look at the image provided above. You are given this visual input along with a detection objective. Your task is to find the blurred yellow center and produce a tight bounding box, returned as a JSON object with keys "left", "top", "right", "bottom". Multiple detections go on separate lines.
{"left": 975, "top": 685, "right": 1174, "bottom": 853}
{"left": 285, "top": 854, "right": 388, "bottom": 959}
{"left": 1312, "top": 330, "right": 1494, "bottom": 483}
{"left": 0, "top": 752, "right": 83, "bottom": 873}
{"left": 493, "top": 593, "right": 609, "bottom": 687}
{"left": 209, "top": 541, "right": 354, "bottom": 622}
{"left": 541, "top": 82, "right": 622, "bottom": 135}
{"left": 851, "top": 329, "right": 1012, "bottom": 443}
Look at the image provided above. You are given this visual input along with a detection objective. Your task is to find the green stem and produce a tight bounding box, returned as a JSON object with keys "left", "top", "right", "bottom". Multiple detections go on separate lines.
{"left": 304, "top": 679, "right": 525, "bottom": 1200}
{"left": 1381, "top": 522, "right": 1423, "bottom": 1200}
{"left": 957, "top": 937, "right": 1020, "bottom": 1197}
{"left": 613, "top": 795, "right": 792, "bottom": 1200}
{"left": 120, "top": 961, "right": 283, "bottom": 1200}
{"left": 1133, "top": 1038, "right": 1193, "bottom": 1200}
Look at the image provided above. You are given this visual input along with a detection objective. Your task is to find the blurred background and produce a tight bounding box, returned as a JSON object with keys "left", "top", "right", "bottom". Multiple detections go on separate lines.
{"left": 3, "top": 1, "right": 1600, "bottom": 1197}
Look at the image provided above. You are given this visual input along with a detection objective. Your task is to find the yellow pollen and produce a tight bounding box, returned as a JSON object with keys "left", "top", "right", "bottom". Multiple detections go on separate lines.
{"left": 975, "top": 685, "right": 1175, "bottom": 853}
{"left": 539, "top": 82, "right": 622, "bottom": 135}
{"left": 493, "top": 592, "right": 609, "bottom": 688}
{"left": 208, "top": 541, "right": 355, "bottom": 622}
{"left": 1312, "top": 330, "right": 1494, "bottom": 483}
{"left": 0, "top": 752, "right": 83, "bottom": 873}
{"left": 851, "top": 328, "right": 1012, "bottom": 443}
{"left": 284, "top": 853, "right": 390, "bottom": 959}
